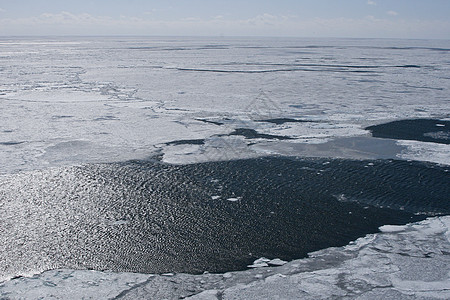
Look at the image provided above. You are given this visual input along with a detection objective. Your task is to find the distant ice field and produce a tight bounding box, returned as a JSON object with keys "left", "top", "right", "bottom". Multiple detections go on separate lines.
{"left": 0, "top": 37, "right": 449, "bottom": 172}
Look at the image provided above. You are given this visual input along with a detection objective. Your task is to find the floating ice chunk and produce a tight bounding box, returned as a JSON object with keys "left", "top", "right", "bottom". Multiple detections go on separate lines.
{"left": 211, "top": 195, "right": 221, "bottom": 200}
{"left": 248, "top": 257, "right": 270, "bottom": 268}
{"left": 253, "top": 257, "right": 270, "bottom": 264}
{"left": 268, "top": 258, "right": 287, "bottom": 266}
{"left": 227, "top": 197, "right": 242, "bottom": 202}
{"left": 161, "top": 273, "right": 174, "bottom": 277}
{"left": 436, "top": 124, "right": 445, "bottom": 127}
{"left": 247, "top": 262, "right": 269, "bottom": 268}
{"left": 222, "top": 272, "right": 233, "bottom": 278}
{"left": 334, "top": 193, "right": 351, "bottom": 202}
{"left": 379, "top": 224, "right": 407, "bottom": 233}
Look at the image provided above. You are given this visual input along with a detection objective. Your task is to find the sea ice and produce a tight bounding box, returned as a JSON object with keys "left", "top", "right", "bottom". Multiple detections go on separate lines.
{"left": 397, "top": 140, "right": 450, "bottom": 165}
{"left": 1, "top": 37, "right": 449, "bottom": 299}
{"left": 247, "top": 257, "right": 270, "bottom": 268}
{"left": 267, "top": 258, "right": 288, "bottom": 266}
{"left": 1, "top": 38, "right": 449, "bottom": 173}
{"left": 379, "top": 224, "right": 408, "bottom": 233}
{"left": 226, "top": 197, "right": 242, "bottom": 202}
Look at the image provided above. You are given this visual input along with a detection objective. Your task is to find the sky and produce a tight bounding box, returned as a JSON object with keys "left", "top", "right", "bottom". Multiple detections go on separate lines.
{"left": 0, "top": 0, "right": 449, "bottom": 39}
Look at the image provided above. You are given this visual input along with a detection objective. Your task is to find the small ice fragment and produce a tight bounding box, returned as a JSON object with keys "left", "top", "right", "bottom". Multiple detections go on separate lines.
{"left": 379, "top": 224, "right": 408, "bottom": 233}
{"left": 248, "top": 257, "right": 270, "bottom": 268}
{"left": 268, "top": 258, "right": 287, "bottom": 266}
{"left": 254, "top": 257, "right": 270, "bottom": 264}
{"left": 436, "top": 124, "right": 445, "bottom": 127}
{"left": 248, "top": 262, "right": 269, "bottom": 268}
{"left": 222, "top": 272, "right": 232, "bottom": 278}
{"left": 227, "top": 197, "right": 242, "bottom": 202}
{"left": 367, "top": 162, "right": 374, "bottom": 166}
{"left": 335, "top": 194, "right": 348, "bottom": 202}
{"left": 211, "top": 195, "right": 221, "bottom": 200}
{"left": 161, "top": 273, "right": 174, "bottom": 277}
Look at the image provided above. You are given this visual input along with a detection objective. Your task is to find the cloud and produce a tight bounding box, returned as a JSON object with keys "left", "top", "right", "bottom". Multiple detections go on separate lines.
{"left": 245, "top": 13, "right": 284, "bottom": 26}
{"left": 1, "top": 11, "right": 449, "bottom": 39}
{"left": 367, "top": 1, "right": 377, "bottom": 5}
{"left": 387, "top": 10, "right": 399, "bottom": 16}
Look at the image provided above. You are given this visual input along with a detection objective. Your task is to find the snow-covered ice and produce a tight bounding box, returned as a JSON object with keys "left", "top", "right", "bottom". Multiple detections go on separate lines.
{"left": 397, "top": 140, "right": 450, "bottom": 166}
{"left": 1, "top": 37, "right": 450, "bottom": 174}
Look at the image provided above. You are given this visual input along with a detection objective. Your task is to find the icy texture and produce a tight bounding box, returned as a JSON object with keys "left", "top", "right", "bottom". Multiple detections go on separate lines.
{"left": 1, "top": 37, "right": 450, "bottom": 173}
{"left": 397, "top": 140, "right": 450, "bottom": 166}
{"left": 1, "top": 216, "right": 449, "bottom": 299}
{"left": 0, "top": 270, "right": 152, "bottom": 299}
{"left": 1, "top": 36, "right": 449, "bottom": 298}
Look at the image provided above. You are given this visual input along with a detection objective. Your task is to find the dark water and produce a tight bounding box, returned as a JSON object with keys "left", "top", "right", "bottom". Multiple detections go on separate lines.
{"left": 0, "top": 157, "right": 448, "bottom": 278}
{"left": 367, "top": 119, "right": 450, "bottom": 144}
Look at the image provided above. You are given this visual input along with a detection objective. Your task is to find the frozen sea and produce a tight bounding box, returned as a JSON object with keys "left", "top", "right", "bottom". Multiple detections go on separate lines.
{"left": 0, "top": 37, "right": 449, "bottom": 299}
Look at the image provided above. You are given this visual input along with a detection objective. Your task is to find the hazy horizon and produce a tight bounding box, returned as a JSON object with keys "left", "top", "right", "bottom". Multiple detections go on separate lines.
{"left": 1, "top": 0, "right": 450, "bottom": 39}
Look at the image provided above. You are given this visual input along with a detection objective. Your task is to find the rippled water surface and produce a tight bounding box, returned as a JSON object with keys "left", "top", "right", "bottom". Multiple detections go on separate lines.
{"left": 1, "top": 157, "right": 448, "bottom": 279}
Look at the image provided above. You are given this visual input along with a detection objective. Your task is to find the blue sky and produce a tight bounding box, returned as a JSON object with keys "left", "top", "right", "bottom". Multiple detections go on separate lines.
{"left": 1, "top": 0, "right": 449, "bottom": 38}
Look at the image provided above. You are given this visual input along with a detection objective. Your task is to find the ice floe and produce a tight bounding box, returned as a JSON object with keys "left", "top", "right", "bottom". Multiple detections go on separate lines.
{"left": 397, "top": 140, "right": 450, "bottom": 166}
{"left": 226, "top": 197, "right": 242, "bottom": 202}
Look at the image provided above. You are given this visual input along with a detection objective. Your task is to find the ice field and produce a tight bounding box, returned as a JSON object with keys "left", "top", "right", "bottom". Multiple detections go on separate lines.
{"left": 0, "top": 37, "right": 449, "bottom": 299}
{"left": 1, "top": 37, "right": 449, "bottom": 173}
